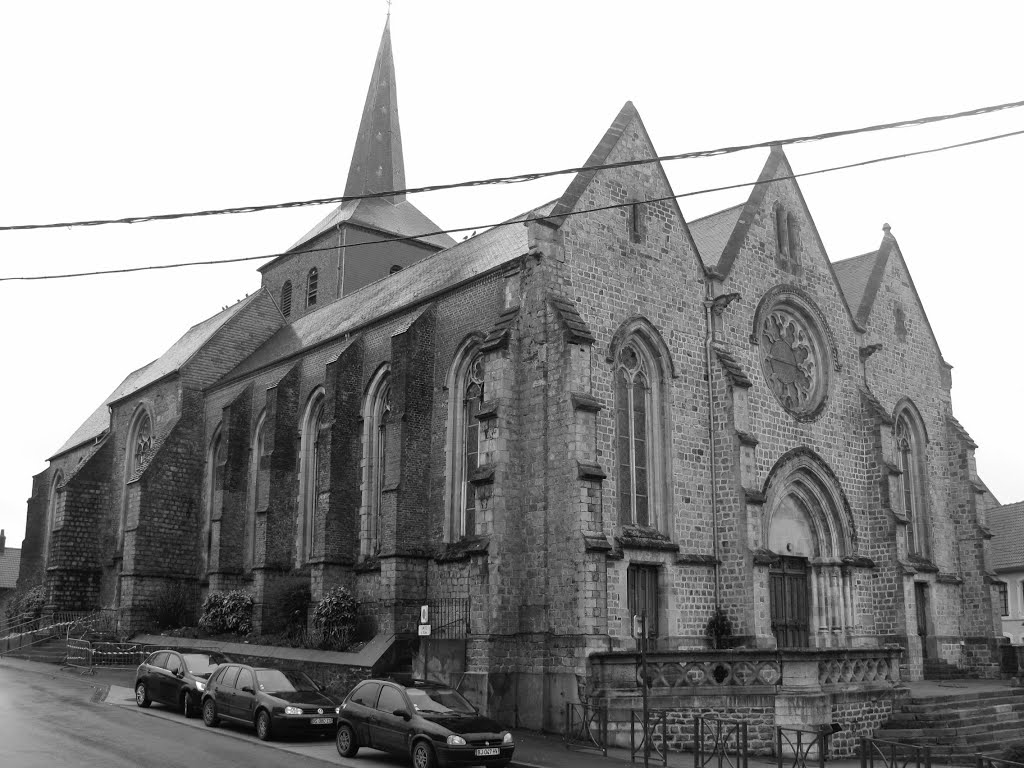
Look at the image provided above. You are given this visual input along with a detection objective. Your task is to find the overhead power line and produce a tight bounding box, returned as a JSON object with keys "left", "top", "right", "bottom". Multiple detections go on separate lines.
{"left": 3, "top": 125, "right": 1022, "bottom": 283}
{"left": 1, "top": 97, "right": 1023, "bottom": 234}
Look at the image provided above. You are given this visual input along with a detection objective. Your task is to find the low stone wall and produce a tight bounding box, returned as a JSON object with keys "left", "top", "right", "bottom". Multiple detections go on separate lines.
{"left": 584, "top": 647, "right": 904, "bottom": 758}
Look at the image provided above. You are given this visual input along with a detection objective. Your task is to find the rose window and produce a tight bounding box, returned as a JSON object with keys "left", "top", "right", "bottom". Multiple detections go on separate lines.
{"left": 760, "top": 307, "right": 827, "bottom": 417}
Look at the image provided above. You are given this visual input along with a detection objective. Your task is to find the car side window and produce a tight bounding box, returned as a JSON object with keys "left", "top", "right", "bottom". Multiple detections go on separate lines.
{"left": 220, "top": 666, "right": 241, "bottom": 689}
{"left": 376, "top": 685, "right": 405, "bottom": 714}
{"left": 165, "top": 654, "right": 182, "bottom": 674}
{"left": 351, "top": 682, "right": 381, "bottom": 706}
{"left": 150, "top": 652, "right": 169, "bottom": 669}
{"left": 236, "top": 669, "right": 255, "bottom": 692}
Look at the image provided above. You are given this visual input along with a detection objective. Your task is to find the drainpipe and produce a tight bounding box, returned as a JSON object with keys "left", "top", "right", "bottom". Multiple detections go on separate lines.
{"left": 703, "top": 283, "right": 721, "bottom": 611}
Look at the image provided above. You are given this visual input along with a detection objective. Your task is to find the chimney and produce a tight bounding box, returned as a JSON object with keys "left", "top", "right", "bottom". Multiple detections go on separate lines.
{"left": 0, "top": 529, "right": 5, "bottom": 554}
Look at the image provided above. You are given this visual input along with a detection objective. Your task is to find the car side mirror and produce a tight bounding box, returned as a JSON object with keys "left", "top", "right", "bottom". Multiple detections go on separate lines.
{"left": 241, "top": 686, "right": 255, "bottom": 694}
{"left": 393, "top": 708, "right": 411, "bottom": 720}
{"left": 174, "top": 670, "right": 184, "bottom": 678}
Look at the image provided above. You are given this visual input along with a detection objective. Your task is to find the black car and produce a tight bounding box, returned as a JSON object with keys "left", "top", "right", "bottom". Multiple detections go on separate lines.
{"left": 135, "top": 649, "right": 228, "bottom": 718}
{"left": 336, "top": 678, "right": 514, "bottom": 768}
{"left": 200, "top": 663, "right": 340, "bottom": 741}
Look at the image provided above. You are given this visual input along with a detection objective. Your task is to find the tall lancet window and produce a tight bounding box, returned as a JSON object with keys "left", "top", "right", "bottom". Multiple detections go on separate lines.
{"left": 362, "top": 369, "right": 391, "bottom": 557}
{"left": 121, "top": 407, "right": 154, "bottom": 549}
{"left": 307, "top": 268, "right": 319, "bottom": 308}
{"left": 298, "top": 390, "right": 326, "bottom": 565}
{"left": 204, "top": 426, "right": 225, "bottom": 573}
{"left": 445, "top": 343, "right": 485, "bottom": 541}
{"left": 896, "top": 409, "right": 929, "bottom": 557}
{"left": 245, "top": 412, "right": 267, "bottom": 571}
{"left": 612, "top": 328, "right": 671, "bottom": 531}
{"left": 616, "top": 343, "right": 651, "bottom": 526}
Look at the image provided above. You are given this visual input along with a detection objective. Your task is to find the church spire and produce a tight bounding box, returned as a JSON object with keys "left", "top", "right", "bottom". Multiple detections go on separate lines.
{"left": 345, "top": 18, "right": 406, "bottom": 202}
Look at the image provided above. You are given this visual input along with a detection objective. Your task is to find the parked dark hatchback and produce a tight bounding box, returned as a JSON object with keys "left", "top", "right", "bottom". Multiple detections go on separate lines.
{"left": 336, "top": 678, "right": 514, "bottom": 768}
{"left": 135, "top": 649, "right": 228, "bottom": 718}
{"left": 201, "top": 663, "right": 340, "bottom": 741}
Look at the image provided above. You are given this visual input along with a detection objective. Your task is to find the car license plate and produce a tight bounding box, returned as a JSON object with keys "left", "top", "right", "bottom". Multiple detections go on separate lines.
{"left": 475, "top": 747, "right": 500, "bottom": 756}
{"left": 311, "top": 717, "right": 333, "bottom": 725}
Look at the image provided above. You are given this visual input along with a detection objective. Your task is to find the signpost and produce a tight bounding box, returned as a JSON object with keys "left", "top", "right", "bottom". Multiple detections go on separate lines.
{"left": 633, "top": 613, "right": 651, "bottom": 768}
{"left": 419, "top": 605, "right": 430, "bottom": 678}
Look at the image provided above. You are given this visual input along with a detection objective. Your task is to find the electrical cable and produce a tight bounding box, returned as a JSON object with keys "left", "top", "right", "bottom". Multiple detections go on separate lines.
{"left": 1, "top": 97, "right": 1023, "bottom": 233}
{"left": 1, "top": 125, "right": 1022, "bottom": 282}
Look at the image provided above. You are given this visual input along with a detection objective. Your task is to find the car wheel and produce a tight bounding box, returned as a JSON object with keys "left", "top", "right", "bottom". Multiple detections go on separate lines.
{"left": 134, "top": 682, "right": 151, "bottom": 708}
{"left": 255, "top": 710, "right": 273, "bottom": 742}
{"left": 202, "top": 698, "right": 219, "bottom": 727}
{"left": 336, "top": 723, "right": 359, "bottom": 757}
{"left": 412, "top": 740, "right": 437, "bottom": 768}
{"left": 181, "top": 691, "right": 196, "bottom": 719}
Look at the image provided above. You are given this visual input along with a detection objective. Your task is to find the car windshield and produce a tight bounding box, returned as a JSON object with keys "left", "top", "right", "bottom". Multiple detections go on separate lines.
{"left": 182, "top": 653, "right": 226, "bottom": 675}
{"left": 405, "top": 687, "right": 476, "bottom": 715}
{"left": 255, "top": 669, "right": 319, "bottom": 693}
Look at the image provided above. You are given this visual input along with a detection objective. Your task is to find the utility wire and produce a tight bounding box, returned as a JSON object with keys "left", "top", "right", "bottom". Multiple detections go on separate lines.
{"left": 1, "top": 97, "right": 1023, "bottom": 233}
{"left": 2, "top": 125, "right": 1022, "bottom": 283}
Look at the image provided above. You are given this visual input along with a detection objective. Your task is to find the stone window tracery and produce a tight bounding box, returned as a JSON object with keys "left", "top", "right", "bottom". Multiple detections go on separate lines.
{"left": 245, "top": 412, "right": 267, "bottom": 571}
{"left": 758, "top": 296, "right": 831, "bottom": 420}
{"left": 298, "top": 390, "right": 326, "bottom": 565}
{"left": 445, "top": 342, "right": 485, "bottom": 541}
{"left": 895, "top": 409, "right": 929, "bottom": 557}
{"left": 362, "top": 369, "right": 392, "bottom": 557}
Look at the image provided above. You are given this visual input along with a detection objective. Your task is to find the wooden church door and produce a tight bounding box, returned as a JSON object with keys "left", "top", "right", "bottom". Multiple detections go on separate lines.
{"left": 769, "top": 556, "right": 810, "bottom": 648}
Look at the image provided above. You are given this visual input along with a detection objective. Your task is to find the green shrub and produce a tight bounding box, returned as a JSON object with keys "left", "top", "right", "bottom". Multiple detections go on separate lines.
{"left": 146, "top": 582, "right": 194, "bottom": 631}
{"left": 705, "top": 606, "right": 735, "bottom": 649}
{"left": 199, "top": 590, "right": 253, "bottom": 636}
{"left": 5, "top": 584, "right": 47, "bottom": 624}
{"left": 310, "top": 586, "right": 358, "bottom": 651}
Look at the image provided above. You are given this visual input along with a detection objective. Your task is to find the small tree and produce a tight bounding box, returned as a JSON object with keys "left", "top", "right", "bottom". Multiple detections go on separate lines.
{"left": 705, "top": 606, "right": 735, "bottom": 649}
{"left": 311, "top": 586, "right": 358, "bottom": 651}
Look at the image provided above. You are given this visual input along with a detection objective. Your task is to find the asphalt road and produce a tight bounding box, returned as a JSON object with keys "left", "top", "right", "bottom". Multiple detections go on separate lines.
{"left": 0, "top": 664, "right": 410, "bottom": 768}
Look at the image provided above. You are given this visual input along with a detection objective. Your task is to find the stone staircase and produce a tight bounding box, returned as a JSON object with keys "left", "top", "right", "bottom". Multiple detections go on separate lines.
{"left": 874, "top": 686, "right": 1024, "bottom": 762}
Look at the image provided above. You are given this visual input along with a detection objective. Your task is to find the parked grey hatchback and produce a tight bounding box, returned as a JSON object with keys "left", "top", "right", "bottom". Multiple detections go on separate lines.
{"left": 135, "top": 649, "right": 229, "bottom": 718}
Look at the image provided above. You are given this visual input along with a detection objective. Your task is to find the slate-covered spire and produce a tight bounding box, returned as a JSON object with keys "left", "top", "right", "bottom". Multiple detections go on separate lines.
{"left": 345, "top": 19, "right": 406, "bottom": 203}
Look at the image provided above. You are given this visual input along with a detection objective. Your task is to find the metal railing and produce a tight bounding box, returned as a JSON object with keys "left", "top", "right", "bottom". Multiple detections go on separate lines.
{"left": 564, "top": 702, "right": 608, "bottom": 756}
{"left": 976, "top": 756, "right": 1024, "bottom": 768}
{"left": 776, "top": 725, "right": 834, "bottom": 768}
{"left": 694, "top": 716, "right": 749, "bottom": 768}
{"left": 630, "top": 709, "right": 668, "bottom": 765}
{"left": 66, "top": 638, "right": 153, "bottom": 675}
{"left": 860, "top": 738, "right": 933, "bottom": 768}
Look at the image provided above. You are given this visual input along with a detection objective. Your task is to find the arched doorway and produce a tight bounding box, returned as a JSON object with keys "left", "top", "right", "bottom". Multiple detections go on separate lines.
{"left": 763, "top": 450, "right": 856, "bottom": 649}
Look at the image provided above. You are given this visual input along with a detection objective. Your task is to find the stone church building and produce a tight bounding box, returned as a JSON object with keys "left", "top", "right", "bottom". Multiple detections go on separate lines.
{"left": 16, "top": 20, "right": 1001, "bottom": 741}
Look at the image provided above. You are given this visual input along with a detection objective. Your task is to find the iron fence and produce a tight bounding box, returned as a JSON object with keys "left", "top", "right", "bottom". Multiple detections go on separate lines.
{"left": 630, "top": 709, "right": 668, "bottom": 765}
{"left": 776, "top": 725, "right": 834, "bottom": 768}
{"left": 564, "top": 702, "right": 608, "bottom": 756}
{"left": 860, "top": 738, "right": 933, "bottom": 768}
{"left": 694, "top": 716, "right": 749, "bottom": 768}
{"left": 977, "top": 756, "right": 1024, "bottom": 768}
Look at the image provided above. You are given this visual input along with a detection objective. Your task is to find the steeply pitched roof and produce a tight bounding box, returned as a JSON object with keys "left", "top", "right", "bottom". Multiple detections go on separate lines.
{"left": 0, "top": 545, "right": 21, "bottom": 590}
{"left": 49, "top": 296, "right": 257, "bottom": 459}
{"left": 282, "top": 20, "right": 455, "bottom": 257}
{"left": 832, "top": 250, "right": 880, "bottom": 317}
{"left": 689, "top": 204, "right": 745, "bottom": 269}
{"left": 989, "top": 501, "right": 1024, "bottom": 571}
{"left": 224, "top": 203, "right": 555, "bottom": 384}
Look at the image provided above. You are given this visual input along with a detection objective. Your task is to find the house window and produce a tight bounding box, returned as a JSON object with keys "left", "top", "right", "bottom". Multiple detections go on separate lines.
{"left": 362, "top": 369, "right": 392, "bottom": 557}
{"left": 307, "top": 268, "right": 319, "bottom": 308}
{"left": 895, "top": 408, "right": 929, "bottom": 557}
{"left": 445, "top": 343, "right": 485, "bottom": 541}
{"left": 245, "top": 412, "right": 267, "bottom": 571}
{"left": 998, "top": 582, "right": 1009, "bottom": 617}
{"left": 298, "top": 390, "right": 326, "bottom": 564}
{"left": 281, "top": 281, "right": 293, "bottom": 317}
{"left": 629, "top": 201, "right": 644, "bottom": 243}
{"left": 627, "top": 564, "right": 660, "bottom": 650}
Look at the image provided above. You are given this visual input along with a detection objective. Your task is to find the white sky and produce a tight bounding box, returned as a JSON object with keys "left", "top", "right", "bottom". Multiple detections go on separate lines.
{"left": 2, "top": 1, "right": 1022, "bottom": 548}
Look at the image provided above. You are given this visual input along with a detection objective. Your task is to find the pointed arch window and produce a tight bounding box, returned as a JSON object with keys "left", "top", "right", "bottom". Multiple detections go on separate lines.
{"left": 203, "top": 426, "right": 225, "bottom": 573}
{"left": 44, "top": 470, "right": 63, "bottom": 565}
{"left": 895, "top": 409, "right": 929, "bottom": 557}
{"left": 775, "top": 204, "right": 800, "bottom": 271}
{"left": 120, "top": 407, "right": 154, "bottom": 549}
{"left": 613, "top": 332, "right": 670, "bottom": 530}
{"left": 307, "top": 268, "right": 319, "bottom": 308}
{"left": 361, "top": 370, "right": 392, "bottom": 557}
{"left": 281, "top": 280, "right": 293, "bottom": 317}
{"left": 445, "top": 344, "right": 485, "bottom": 541}
{"left": 245, "top": 412, "right": 267, "bottom": 571}
{"left": 298, "top": 390, "right": 326, "bottom": 564}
